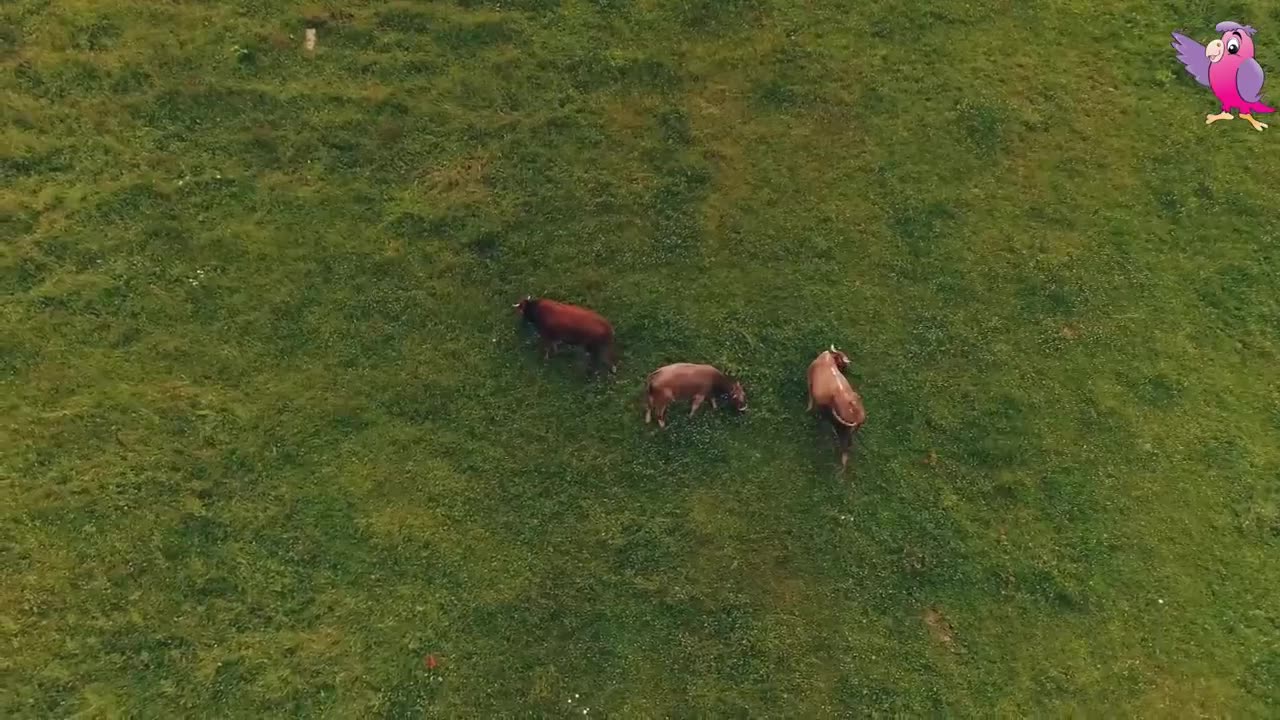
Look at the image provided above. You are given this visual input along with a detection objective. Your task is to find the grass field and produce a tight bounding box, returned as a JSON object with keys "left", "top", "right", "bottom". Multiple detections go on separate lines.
{"left": 5, "top": 0, "right": 1280, "bottom": 715}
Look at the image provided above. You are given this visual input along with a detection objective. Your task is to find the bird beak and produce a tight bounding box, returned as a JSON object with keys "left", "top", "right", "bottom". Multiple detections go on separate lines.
{"left": 1206, "top": 38, "right": 1225, "bottom": 63}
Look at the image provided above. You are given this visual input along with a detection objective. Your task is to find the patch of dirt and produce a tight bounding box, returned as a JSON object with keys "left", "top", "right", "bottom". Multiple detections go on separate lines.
{"left": 902, "top": 546, "right": 926, "bottom": 574}
{"left": 1060, "top": 325, "right": 1080, "bottom": 339}
{"left": 375, "top": 119, "right": 404, "bottom": 144}
{"left": 923, "top": 606, "right": 959, "bottom": 651}
{"left": 421, "top": 153, "right": 493, "bottom": 205}
{"left": 300, "top": 4, "right": 351, "bottom": 28}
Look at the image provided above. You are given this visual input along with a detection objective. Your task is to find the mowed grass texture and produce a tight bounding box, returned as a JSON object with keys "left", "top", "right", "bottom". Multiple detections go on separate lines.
{"left": 4, "top": 0, "right": 1280, "bottom": 715}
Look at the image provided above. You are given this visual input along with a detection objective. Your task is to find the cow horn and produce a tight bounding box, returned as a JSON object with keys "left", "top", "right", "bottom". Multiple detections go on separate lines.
{"left": 829, "top": 344, "right": 836, "bottom": 353}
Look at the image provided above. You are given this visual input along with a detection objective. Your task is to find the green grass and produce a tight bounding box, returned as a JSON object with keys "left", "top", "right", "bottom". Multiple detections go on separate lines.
{"left": 4, "top": 0, "right": 1280, "bottom": 715}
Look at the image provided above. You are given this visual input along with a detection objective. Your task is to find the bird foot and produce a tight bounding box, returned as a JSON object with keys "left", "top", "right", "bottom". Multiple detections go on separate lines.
{"left": 1206, "top": 112, "right": 1234, "bottom": 125}
{"left": 1240, "top": 114, "right": 1268, "bottom": 131}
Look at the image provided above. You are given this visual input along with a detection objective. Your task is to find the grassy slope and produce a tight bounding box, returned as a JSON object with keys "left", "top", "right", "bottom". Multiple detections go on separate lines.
{"left": 4, "top": 0, "right": 1280, "bottom": 715}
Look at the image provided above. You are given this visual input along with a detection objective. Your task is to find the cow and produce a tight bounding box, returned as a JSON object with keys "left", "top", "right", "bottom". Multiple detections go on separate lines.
{"left": 806, "top": 345, "right": 866, "bottom": 471}
{"left": 513, "top": 296, "right": 618, "bottom": 374}
{"left": 644, "top": 363, "right": 747, "bottom": 429}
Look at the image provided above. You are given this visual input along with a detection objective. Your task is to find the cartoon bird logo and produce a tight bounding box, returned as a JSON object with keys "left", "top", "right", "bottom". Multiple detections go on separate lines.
{"left": 1172, "top": 21, "right": 1273, "bottom": 131}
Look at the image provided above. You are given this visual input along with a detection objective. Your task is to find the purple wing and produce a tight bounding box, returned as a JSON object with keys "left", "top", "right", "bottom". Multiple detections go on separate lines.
{"left": 1238, "top": 58, "right": 1266, "bottom": 102}
{"left": 1172, "top": 32, "right": 1211, "bottom": 86}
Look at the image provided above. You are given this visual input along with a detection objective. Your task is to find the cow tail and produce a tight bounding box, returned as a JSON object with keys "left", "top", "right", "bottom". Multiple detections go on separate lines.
{"left": 641, "top": 368, "right": 663, "bottom": 409}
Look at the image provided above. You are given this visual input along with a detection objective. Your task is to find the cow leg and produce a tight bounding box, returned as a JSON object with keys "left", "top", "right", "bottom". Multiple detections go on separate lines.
{"left": 644, "top": 387, "right": 664, "bottom": 425}
{"left": 806, "top": 394, "right": 814, "bottom": 412}
{"left": 659, "top": 393, "right": 673, "bottom": 429}
{"left": 541, "top": 339, "right": 559, "bottom": 359}
{"left": 604, "top": 344, "right": 618, "bottom": 375}
{"left": 836, "top": 426, "right": 852, "bottom": 472}
{"left": 689, "top": 394, "right": 706, "bottom": 417}
{"left": 710, "top": 396, "right": 719, "bottom": 410}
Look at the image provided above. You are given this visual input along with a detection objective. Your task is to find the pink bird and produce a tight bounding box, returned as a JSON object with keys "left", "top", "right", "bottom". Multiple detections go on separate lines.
{"left": 1172, "top": 21, "right": 1273, "bottom": 131}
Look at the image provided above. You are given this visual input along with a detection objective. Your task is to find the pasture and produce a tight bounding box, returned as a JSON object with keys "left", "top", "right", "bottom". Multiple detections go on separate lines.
{"left": 4, "top": 0, "right": 1280, "bottom": 715}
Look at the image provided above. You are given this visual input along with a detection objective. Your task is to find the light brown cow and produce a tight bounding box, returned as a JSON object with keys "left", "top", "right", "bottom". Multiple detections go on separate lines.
{"left": 806, "top": 345, "right": 866, "bottom": 471}
{"left": 644, "top": 363, "right": 747, "bottom": 429}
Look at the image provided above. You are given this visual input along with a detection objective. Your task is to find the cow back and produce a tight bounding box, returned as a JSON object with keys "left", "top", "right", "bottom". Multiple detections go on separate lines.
{"left": 529, "top": 299, "right": 613, "bottom": 344}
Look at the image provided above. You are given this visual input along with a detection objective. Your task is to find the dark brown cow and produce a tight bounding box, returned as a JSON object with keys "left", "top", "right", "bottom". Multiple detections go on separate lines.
{"left": 514, "top": 296, "right": 617, "bottom": 374}
{"left": 644, "top": 363, "right": 747, "bottom": 429}
{"left": 806, "top": 345, "right": 866, "bottom": 471}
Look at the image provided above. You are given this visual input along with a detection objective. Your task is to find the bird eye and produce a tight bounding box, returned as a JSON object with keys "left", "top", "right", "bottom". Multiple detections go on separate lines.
{"left": 1228, "top": 38, "right": 1240, "bottom": 54}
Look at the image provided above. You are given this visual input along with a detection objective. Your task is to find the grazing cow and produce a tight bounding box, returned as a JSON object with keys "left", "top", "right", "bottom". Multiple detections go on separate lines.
{"left": 644, "top": 363, "right": 747, "bottom": 429}
{"left": 806, "top": 345, "right": 866, "bottom": 471}
{"left": 514, "top": 296, "right": 617, "bottom": 374}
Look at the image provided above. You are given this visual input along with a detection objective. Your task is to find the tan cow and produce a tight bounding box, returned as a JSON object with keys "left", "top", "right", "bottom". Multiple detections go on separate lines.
{"left": 806, "top": 346, "right": 866, "bottom": 471}
{"left": 644, "top": 363, "right": 746, "bottom": 429}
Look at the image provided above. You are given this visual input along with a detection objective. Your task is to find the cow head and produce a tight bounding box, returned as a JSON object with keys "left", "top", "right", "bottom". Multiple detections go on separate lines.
{"left": 827, "top": 345, "right": 851, "bottom": 371}
{"left": 727, "top": 380, "right": 748, "bottom": 412}
{"left": 513, "top": 296, "right": 535, "bottom": 317}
